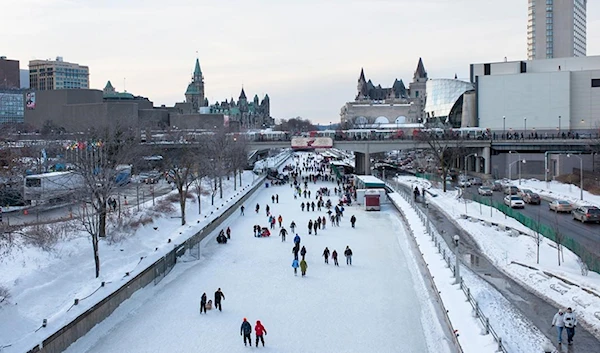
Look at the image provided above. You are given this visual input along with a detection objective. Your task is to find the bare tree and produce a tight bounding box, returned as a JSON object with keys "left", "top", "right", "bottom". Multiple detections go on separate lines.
{"left": 531, "top": 208, "right": 543, "bottom": 264}
{"left": 418, "top": 129, "right": 466, "bottom": 192}
{"left": 229, "top": 136, "right": 249, "bottom": 190}
{"left": 206, "top": 129, "right": 232, "bottom": 199}
{"left": 66, "top": 127, "right": 139, "bottom": 278}
{"left": 552, "top": 214, "right": 564, "bottom": 266}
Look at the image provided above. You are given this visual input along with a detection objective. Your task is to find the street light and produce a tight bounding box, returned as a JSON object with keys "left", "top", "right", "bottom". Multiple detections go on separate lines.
{"left": 503, "top": 116, "right": 506, "bottom": 138}
{"left": 509, "top": 151, "right": 522, "bottom": 184}
{"left": 508, "top": 159, "right": 526, "bottom": 182}
{"left": 567, "top": 154, "right": 583, "bottom": 200}
{"left": 524, "top": 117, "right": 527, "bottom": 138}
{"left": 558, "top": 115, "right": 561, "bottom": 136}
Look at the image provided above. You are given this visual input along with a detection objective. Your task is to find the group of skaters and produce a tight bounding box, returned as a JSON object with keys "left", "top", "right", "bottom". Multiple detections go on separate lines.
{"left": 200, "top": 288, "right": 225, "bottom": 313}
{"left": 216, "top": 227, "right": 231, "bottom": 244}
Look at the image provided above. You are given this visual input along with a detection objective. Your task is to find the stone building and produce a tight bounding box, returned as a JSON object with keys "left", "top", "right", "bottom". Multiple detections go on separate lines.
{"left": 340, "top": 58, "right": 428, "bottom": 127}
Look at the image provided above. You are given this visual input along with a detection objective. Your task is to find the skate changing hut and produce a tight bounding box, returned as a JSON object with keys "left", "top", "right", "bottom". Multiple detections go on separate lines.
{"left": 364, "top": 189, "right": 381, "bottom": 211}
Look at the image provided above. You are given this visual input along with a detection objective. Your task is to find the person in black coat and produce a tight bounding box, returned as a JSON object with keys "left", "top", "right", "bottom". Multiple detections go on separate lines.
{"left": 322, "top": 247, "right": 330, "bottom": 264}
{"left": 200, "top": 292, "right": 207, "bottom": 314}
{"left": 214, "top": 288, "right": 225, "bottom": 311}
{"left": 344, "top": 246, "right": 353, "bottom": 265}
{"left": 300, "top": 246, "right": 307, "bottom": 260}
{"left": 350, "top": 215, "right": 356, "bottom": 228}
{"left": 240, "top": 318, "right": 252, "bottom": 346}
{"left": 292, "top": 243, "right": 300, "bottom": 260}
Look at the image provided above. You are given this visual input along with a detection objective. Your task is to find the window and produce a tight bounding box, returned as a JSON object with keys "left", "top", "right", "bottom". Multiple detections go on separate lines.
{"left": 26, "top": 178, "right": 42, "bottom": 188}
{"left": 484, "top": 63, "right": 491, "bottom": 75}
{"left": 592, "top": 79, "right": 600, "bottom": 88}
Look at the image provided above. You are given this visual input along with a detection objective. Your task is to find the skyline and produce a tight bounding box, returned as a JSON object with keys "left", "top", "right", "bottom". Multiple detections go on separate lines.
{"left": 4, "top": 0, "right": 600, "bottom": 124}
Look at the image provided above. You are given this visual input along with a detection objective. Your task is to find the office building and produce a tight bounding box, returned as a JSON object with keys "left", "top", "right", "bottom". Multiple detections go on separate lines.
{"left": 0, "top": 57, "right": 20, "bottom": 89}
{"left": 29, "top": 57, "right": 89, "bottom": 90}
{"left": 527, "top": 0, "right": 587, "bottom": 60}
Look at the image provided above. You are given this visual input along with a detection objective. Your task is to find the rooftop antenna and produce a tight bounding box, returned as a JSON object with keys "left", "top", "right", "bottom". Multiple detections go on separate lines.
{"left": 124, "top": 77, "right": 126, "bottom": 92}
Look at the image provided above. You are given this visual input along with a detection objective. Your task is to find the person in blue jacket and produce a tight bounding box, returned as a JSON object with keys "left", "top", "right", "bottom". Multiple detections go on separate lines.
{"left": 294, "top": 234, "right": 301, "bottom": 245}
{"left": 292, "top": 259, "right": 299, "bottom": 275}
{"left": 240, "top": 318, "right": 252, "bottom": 346}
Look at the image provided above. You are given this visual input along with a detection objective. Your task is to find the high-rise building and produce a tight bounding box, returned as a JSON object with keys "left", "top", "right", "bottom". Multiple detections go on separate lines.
{"left": 527, "top": 0, "right": 587, "bottom": 60}
{"left": 29, "top": 57, "right": 89, "bottom": 90}
{"left": 0, "top": 56, "right": 20, "bottom": 89}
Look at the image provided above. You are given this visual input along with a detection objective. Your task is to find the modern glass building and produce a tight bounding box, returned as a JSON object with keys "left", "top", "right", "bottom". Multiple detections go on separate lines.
{"left": 0, "top": 91, "right": 25, "bottom": 124}
{"left": 29, "top": 57, "right": 89, "bottom": 90}
{"left": 424, "top": 79, "right": 474, "bottom": 128}
{"left": 527, "top": 0, "right": 587, "bottom": 60}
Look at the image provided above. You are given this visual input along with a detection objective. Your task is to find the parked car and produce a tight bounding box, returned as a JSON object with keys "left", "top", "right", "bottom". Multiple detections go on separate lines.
{"left": 548, "top": 200, "right": 573, "bottom": 213}
{"left": 572, "top": 206, "right": 600, "bottom": 223}
{"left": 521, "top": 190, "right": 541, "bottom": 205}
{"left": 491, "top": 181, "right": 504, "bottom": 192}
{"left": 458, "top": 178, "right": 471, "bottom": 188}
{"left": 504, "top": 185, "right": 519, "bottom": 195}
{"left": 478, "top": 186, "right": 493, "bottom": 196}
{"left": 504, "top": 195, "right": 525, "bottom": 208}
{"left": 469, "top": 177, "right": 483, "bottom": 186}
{"left": 518, "top": 188, "right": 532, "bottom": 198}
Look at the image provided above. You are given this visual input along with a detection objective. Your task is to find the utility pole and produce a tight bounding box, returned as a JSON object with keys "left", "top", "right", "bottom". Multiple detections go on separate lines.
{"left": 453, "top": 234, "right": 461, "bottom": 284}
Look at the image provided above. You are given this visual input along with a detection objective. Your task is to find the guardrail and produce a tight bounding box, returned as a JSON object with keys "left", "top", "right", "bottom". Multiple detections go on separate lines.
{"left": 25, "top": 151, "right": 292, "bottom": 353}
{"left": 386, "top": 180, "right": 509, "bottom": 353}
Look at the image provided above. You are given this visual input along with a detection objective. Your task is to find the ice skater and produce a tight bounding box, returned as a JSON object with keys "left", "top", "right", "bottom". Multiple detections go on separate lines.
{"left": 241, "top": 318, "right": 252, "bottom": 346}
{"left": 214, "top": 288, "right": 225, "bottom": 311}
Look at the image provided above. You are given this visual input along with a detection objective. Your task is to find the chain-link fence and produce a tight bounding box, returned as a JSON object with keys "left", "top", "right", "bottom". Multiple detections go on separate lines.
{"left": 471, "top": 194, "right": 599, "bottom": 273}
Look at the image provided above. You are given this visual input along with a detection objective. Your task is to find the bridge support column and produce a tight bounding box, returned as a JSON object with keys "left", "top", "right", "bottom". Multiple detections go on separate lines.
{"left": 483, "top": 146, "right": 491, "bottom": 175}
{"left": 475, "top": 157, "right": 481, "bottom": 173}
{"left": 364, "top": 152, "right": 371, "bottom": 175}
{"left": 354, "top": 151, "right": 371, "bottom": 175}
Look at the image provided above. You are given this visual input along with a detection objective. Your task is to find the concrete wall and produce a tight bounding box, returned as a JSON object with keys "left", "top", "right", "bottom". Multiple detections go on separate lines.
{"left": 170, "top": 113, "right": 224, "bottom": 130}
{"left": 478, "top": 71, "right": 571, "bottom": 130}
{"left": 61, "top": 102, "right": 139, "bottom": 131}
{"left": 571, "top": 70, "right": 600, "bottom": 126}
{"left": 24, "top": 89, "right": 104, "bottom": 129}
{"left": 139, "top": 109, "right": 170, "bottom": 129}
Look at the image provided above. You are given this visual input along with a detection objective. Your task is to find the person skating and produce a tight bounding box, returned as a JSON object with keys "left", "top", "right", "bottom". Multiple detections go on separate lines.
{"left": 214, "top": 288, "right": 225, "bottom": 312}
{"left": 294, "top": 233, "right": 301, "bottom": 245}
{"left": 313, "top": 221, "right": 318, "bottom": 235}
{"left": 255, "top": 203, "right": 260, "bottom": 213}
{"left": 301, "top": 202, "right": 305, "bottom": 212}
{"left": 255, "top": 320, "right": 267, "bottom": 347}
{"left": 275, "top": 226, "right": 286, "bottom": 241}
{"left": 226, "top": 227, "right": 231, "bottom": 239}
{"left": 300, "top": 245, "right": 307, "bottom": 260}
{"left": 344, "top": 246, "right": 353, "bottom": 265}
{"left": 240, "top": 205, "right": 245, "bottom": 215}
{"left": 300, "top": 259, "right": 308, "bottom": 276}
{"left": 332, "top": 250, "right": 339, "bottom": 266}
{"left": 350, "top": 215, "right": 356, "bottom": 228}
{"left": 322, "top": 216, "right": 326, "bottom": 229}
{"left": 308, "top": 220, "right": 313, "bottom": 235}
{"left": 323, "top": 247, "right": 330, "bottom": 264}
{"left": 271, "top": 195, "right": 275, "bottom": 203}
{"left": 276, "top": 194, "right": 279, "bottom": 203}
{"left": 200, "top": 292, "right": 207, "bottom": 314}
{"left": 292, "top": 243, "right": 300, "bottom": 260}
{"left": 290, "top": 221, "right": 296, "bottom": 233}
{"left": 278, "top": 215, "right": 283, "bottom": 228}
{"left": 552, "top": 308, "right": 565, "bottom": 345}
{"left": 311, "top": 202, "right": 315, "bottom": 211}
{"left": 265, "top": 204, "right": 270, "bottom": 216}
{"left": 563, "top": 307, "right": 577, "bottom": 345}
{"left": 292, "top": 258, "right": 299, "bottom": 275}
{"left": 241, "top": 318, "right": 252, "bottom": 346}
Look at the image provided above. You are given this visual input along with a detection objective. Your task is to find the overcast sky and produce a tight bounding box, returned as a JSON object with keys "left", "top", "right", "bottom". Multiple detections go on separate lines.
{"left": 3, "top": 0, "right": 599, "bottom": 124}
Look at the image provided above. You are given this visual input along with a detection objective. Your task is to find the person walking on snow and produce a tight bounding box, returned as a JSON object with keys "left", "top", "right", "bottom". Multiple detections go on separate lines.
{"left": 265, "top": 205, "right": 270, "bottom": 216}
{"left": 350, "top": 215, "right": 356, "bottom": 228}
{"left": 323, "top": 247, "right": 330, "bottom": 264}
{"left": 255, "top": 203, "right": 260, "bottom": 213}
{"left": 240, "top": 205, "right": 245, "bottom": 215}
{"left": 308, "top": 220, "right": 313, "bottom": 235}
{"left": 276, "top": 194, "right": 279, "bottom": 203}
{"left": 292, "top": 258, "right": 299, "bottom": 275}
{"left": 313, "top": 221, "right": 318, "bottom": 235}
{"left": 292, "top": 243, "right": 300, "bottom": 261}
{"left": 279, "top": 227, "right": 288, "bottom": 242}
{"left": 271, "top": 195, "right": 275, "bottom": 203}
{"left": 240, "top": 318, "right": 252, "bottom": 346}
{"left": 255, "top": 320, "right": 267, "bottom": 347}
{"left": 301, "top": 202, "right": 305, "bottom": 212}
{"left": 294, "top": 234, "right": 301, "bottom": 245}
{"left": 322, "top": 216, "right": 326, "bottom": 229}
{"left": 300, "top": 245, "right": 307, "bottom": 260}
{"left": 552, "top": 308, "right": 565, "bottom": 344}
{"left": 332, "top": 250, "right": 339, "bottom": 266}
{"left": 563, "top": 307, "right": 577, "bottom": 345}
{"left": 200, "top": 292, "right": 207, "bottom": 314}
{"left": 214, "top": 288, "right": 225, "bottom": 312}
{"left": 290, "top": 221, "right": 296, "bottom": 233}
{"left": 278, "top": 215, "right": 283, "bottom": 228}
{"left": 300, "top": 259, "right": 308, "bottom": 276}
{"left": 344, "top": 246, "right": 353, "bottom": 265}
{"left": 226, "top": 227, "right": 231, "bottom": 239}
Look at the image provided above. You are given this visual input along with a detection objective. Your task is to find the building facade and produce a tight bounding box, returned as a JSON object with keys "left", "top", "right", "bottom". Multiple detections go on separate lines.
{"left": 527, "top": 0, "right": 587, "bottom": 60}
{"left": 424, "top": 79, "right": 475, "bottom": 128}
{"left": 0, "top": 90, "right": 25, "bottom": 124}
{"left": 340, "top": 58, "right": 428, "bottom": 127}
{"left": 0, "top": 57, "right": 20, "bottom": 89}
{"left": 29, "top": 57, "right": 89, "bottom": 90}
{"left": 471, "top": 55, "right": 600, "bottom": 133}
{"left": 184, "top": 58, "right": 206, "bottom": 113}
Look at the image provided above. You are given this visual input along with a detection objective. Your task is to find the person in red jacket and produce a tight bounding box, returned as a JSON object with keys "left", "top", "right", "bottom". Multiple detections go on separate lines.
{"left": 255, "top": 320, "right": 267, "bottom": 347}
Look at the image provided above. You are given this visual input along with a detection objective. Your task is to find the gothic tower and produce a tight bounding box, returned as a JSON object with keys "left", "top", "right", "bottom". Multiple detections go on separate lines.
{"left": 185, "top": 58, "right": 206, "bottom": 112}
{"left": 409, "top": 57, "right": 428, "bottom": 123}
{"left": 356, "top": 68, "right": 368, "bottom": 100}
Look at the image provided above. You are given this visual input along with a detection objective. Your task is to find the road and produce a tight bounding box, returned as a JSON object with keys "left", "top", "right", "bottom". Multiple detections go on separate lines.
{"left": 3, "top": 181, "right": 174, "bottom": 226}
{"left": 462, "top": 186, "right": 600, "bottom": 266}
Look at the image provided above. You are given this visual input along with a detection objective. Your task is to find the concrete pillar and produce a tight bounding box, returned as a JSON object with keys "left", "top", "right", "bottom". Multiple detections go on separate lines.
{"left": 475, "top": 157, "right": 481, "bottom": 173}
{"left": 483, "top": 146, "right": 491, "bottom": 175}
{"left": 355, "top": 151, "right": 365, "bottom": 175}
{"left": 364, "top": 152, "right": 371, "bottom": 175}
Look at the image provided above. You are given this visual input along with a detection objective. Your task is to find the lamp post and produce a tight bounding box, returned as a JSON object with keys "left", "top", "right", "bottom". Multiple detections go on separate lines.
{"left": 464, "top": 153, "right": 478, "bottom": 180}
{"left": 453, "top": 234, "right": 461, "bottom": 284}
{"left": 567, "top": 154, "right": 583, "bottom": 200}
{"left": 558, "top": 115, "right": 561, "bottom": 137}
{"left": 508, "top": 159, "right": 525, "bottom": 182}
{"left": 509, "top": 151, "right": 521, "bottom": 184}
{"left": 464, "top": 153, "right": 477, "bottom": 214}
{"left": 503, "top": 116, "right": 506, "bottom": 138}
{"left": 524, "top": 117, "right": 527, "bottom": 138}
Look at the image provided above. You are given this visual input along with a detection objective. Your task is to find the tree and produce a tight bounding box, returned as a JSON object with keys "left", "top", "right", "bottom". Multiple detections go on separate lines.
{"left": 66, "top": 126, "right": 139, "bottom": 278}
{"left": 274, "top": 117, "right": 316, "bottom": 133}
{"left": 531, "top": 208, "right": 543, "bottom": 264}
{"left": 552, "top": 214, "right": 565, "bottom": 266}
{"left": 418, "top": 129, "right": 466, "bottom": 192}
{"left": 229, "top": 136, "right": 249, "bottom": 190}
{"left": 206, "top": 129, "right": 232, "bottom": 200}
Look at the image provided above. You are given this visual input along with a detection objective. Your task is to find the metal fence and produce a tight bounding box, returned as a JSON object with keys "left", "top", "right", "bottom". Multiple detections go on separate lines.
{"left": 471, "top": 194, "right": 599, "bottom": 273}
{"left": 387, "top": 180, "right": 508, "bottom": 353}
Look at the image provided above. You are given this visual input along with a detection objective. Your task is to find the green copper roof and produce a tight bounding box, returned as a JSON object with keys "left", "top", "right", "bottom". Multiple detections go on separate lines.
{"left": 104, "top": 80, "right": 114, "bottom": 90}
{"left": 186, "top": 83, "right": 200, "bottom": 95}
{"left": 194, "top": 58, "right": 202, "bottom": 76}
{"left": 104, "top": 91, "right": 134, "bottom": 99}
